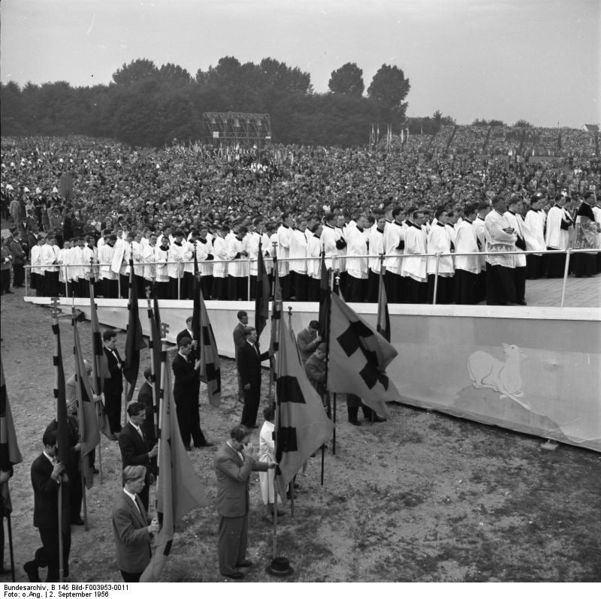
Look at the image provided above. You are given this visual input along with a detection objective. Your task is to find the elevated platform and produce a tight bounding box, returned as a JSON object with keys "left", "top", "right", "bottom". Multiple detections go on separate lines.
{"left": 25, "top": 295, "right": 601, "bottom": 453}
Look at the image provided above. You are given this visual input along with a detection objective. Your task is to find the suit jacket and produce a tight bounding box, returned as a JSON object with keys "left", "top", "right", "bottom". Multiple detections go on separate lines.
{"left": 176, "top": 328, "right": 193, "bottom": 345}
{"left": 237, "top": 342, "right": 269, "bottom": 389}
{"left": 118, "top": 422, "right": 152, "bottom": 470}
{"left": 112, "top": 490, "right": 152, "bottom": 573}
{"left": 297, "top": 328, "right": 319, "bottom": 364}
{"left": 137, "top": 382, "right": 157, "bottom": 444}
{"left": 214, "top": 443, "right": 268, "bottom": 518}
{"left": 31, "top": 453, "right": 70, "bottom": 531}
{"left": 172, "top": 353, "right": 198, "bottom": 404}
{"left": 233, "top": 323, "right": 247, "bottom": 360}
{"left": 104, "top": 346, "right": 123, "bottom": 396}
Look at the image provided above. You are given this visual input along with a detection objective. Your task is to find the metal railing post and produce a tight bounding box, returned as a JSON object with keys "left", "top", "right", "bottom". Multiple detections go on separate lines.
{"left": 432, "top": 253, "right": 440, "bottom": 305}
{"left": 560, "top": 249, "right": 571, "bottom": 308}
{"left": 64, "top": 266, "right": 68, "bottom": 297}
{"left": 247, "top": 258, "right": 251, "bottom": 300}
{"left": 177, "top": 271, "right": 181, "bottom": 300}
{"left": 25, "top": 265, "right": 29, "bottom": 296}
{"left": 117, "top": 274, "right": 121, "bottom": 298}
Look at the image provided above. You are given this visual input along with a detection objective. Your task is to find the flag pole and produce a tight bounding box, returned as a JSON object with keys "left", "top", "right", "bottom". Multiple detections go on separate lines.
{"left": 88, "top": 263, "right": 103, "bottom": 484}
{"left": 7, "top": 514, "right": 15, "bottom": 581}
{"left": 50, "top": 298, "right": 65, "bottom": 582}
{"left": 72, "top": 301, "right": 90, "bottom": 532}
{"left": 286, "top": 306, "right": 296, "bottom": 512}
{"left": 58, "top": 480, "right": 64, "bottom": 582}
{"left": 145, "top": 288, "right": 159, "bottom": 438}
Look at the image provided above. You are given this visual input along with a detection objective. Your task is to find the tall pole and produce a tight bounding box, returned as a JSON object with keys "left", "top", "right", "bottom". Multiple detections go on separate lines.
{"left": 58, "top": 481, "right": 64, "bottom": 581}
{"left": 7, "top": 514, "right": 15, "bottom": 581}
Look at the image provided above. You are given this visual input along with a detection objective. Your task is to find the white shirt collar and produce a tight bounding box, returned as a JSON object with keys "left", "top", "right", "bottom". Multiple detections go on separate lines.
{"left": 123, "top": 487, "right": 140, "bottom": 510}
{"left": 226, "top": 440, "right": 244, "bottom": 462}
{"left": 43, "top": 451, "right": 55, "bottom": 465}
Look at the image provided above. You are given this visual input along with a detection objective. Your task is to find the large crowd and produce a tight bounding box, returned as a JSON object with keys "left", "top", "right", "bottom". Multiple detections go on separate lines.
{"left": 1, "top": 131, "right": 600, "bottom": 305}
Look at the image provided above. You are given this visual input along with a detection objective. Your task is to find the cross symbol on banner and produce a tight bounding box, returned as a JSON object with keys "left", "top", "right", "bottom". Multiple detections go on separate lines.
{"left": 336, "top": 322, "right": 390, "bottom": 391}
{"left": 160, "top": 323, "right": 170, "bottom": 339}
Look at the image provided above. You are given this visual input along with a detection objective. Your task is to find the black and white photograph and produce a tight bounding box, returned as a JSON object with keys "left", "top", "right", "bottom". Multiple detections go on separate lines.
{"left": 0, "top": 0, "right": 600, "bottom": 590}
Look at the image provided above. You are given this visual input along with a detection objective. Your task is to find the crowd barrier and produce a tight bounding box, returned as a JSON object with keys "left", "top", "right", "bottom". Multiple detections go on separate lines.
{"left": 23, "top": 294, "right": 601, "bottom": 454}
{"left": 23, "top": 247, "right": 599, "bottom": 307}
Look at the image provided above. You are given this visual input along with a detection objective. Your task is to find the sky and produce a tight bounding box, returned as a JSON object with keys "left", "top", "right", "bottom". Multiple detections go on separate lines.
{"left": 1, "top": 0, "right": 599, "bottom": 127}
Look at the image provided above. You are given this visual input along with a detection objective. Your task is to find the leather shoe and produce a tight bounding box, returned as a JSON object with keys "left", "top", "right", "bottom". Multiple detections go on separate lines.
{"left": 92, "top": 467, "right": 100, "bottom": 474}
{"left": 71, "top": 517, "right": 85, "bottom": 525}
{"left": 371, "top": 415, "right": 387, "bottom": 423}
{"left": 235, "top": 559, "right": 253, "bottom": 568}
{"left": 195, "top": 442, "right": 214, "bottom": 448}
{"left": 349, "top": 420, "right": 362, "bottom": 426}
{"left": 24, "top": 561, "right": 41, "bottom": 582}
{"left": 222, "top": 570, "right": 244, "bottom": 580}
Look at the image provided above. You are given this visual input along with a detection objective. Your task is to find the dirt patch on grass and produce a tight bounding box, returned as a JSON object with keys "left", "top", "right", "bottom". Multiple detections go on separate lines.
{"left": 1, "top": 289, "right": 600, "bottom": 582}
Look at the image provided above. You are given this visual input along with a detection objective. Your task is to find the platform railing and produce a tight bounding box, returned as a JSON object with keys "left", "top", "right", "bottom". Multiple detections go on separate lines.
{"left": 23, "top": 248, "right": 598, "bottom": 307}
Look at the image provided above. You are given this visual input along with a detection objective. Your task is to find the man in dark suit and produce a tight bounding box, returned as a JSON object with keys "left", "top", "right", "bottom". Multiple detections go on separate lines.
{"left": 118, "top": 403, "right": 158, "bottom": 512}
{"left": 136, "top": 368, "right": 157, "bottom": 445}
{"left": 296, "top": 320, "right": 322, "bottom": 364}
{"left": 232, "top": 311, "right": 249, "bottom": 402}
{"left": 103, "top": 329, "right": 123, "bottom": 434}
{"left": 172, "top": 337, "right": 211, "bottom": 449}
{"left": 214, "top": 425, "right": 273, "bottom": 579}
{"left": 24, "top": 428, "right": 71, "bottom": 582}
{"left": 238, "top": 327, "right": 270, "bottom": 429}
{"left": 112, "top": 465, "right": 159, "bottom": 582}
{"left": 176, "top": 316, "right": 194, "bottom": 347}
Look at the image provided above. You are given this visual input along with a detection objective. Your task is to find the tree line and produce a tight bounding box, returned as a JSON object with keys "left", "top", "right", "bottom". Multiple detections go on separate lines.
{"left": 1, "top": 57, "right": 415, "bottom": 148}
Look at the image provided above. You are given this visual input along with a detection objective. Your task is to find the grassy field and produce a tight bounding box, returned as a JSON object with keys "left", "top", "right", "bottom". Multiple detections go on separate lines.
{"left": 1, "top": 288, "right": 600, "bottom": 582}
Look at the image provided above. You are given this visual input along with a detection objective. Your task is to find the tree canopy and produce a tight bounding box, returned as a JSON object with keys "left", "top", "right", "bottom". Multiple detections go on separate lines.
{"left": 2, "top": 56, "right": 413, "bottom": 147}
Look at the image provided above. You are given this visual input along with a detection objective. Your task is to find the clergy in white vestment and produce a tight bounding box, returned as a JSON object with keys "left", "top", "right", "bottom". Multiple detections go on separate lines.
{"left": 545, "top": 196, "right": 573, "bottom": 278}
{"left": 484, "top": 195, "right": 517, "bottom": 305}
{"left": 402, "top": 209, "right": 428, "bottom": 304}
{"left": 454, "top": 204, "right": 481, "bottom": 305}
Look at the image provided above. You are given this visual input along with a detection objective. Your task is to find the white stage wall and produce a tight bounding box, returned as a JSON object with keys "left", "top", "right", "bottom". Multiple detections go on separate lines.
{"left": 25, "top": 297, "right": 601, "bottom": 453}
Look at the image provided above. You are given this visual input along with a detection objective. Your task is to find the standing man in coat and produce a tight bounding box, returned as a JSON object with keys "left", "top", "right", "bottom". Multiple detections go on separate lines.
{"left": 172, "top": 337, "right": 211, "bottom": 449}
{"left": 24, "top": 428, "right": 71, "bottom": 582}
{"left": 214, "top": 425, "right": 273, "bottom": 579}
{"left": 237, "top": 327, "right": 270, "bottom": 429}
{"left": 232, "top": 311, "right": 249, "bottom": 402}
{"left": 112, "top": 465, "right": 159, "bottom": 582}
{"left": 118, "top": 403, "right": 158, "bottom": 511}
{"left": 103, "top": 329, "right": 124, "bottom": 435}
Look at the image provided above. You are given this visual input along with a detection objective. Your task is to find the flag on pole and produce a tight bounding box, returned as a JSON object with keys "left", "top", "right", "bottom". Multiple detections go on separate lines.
{"left": 0, "top": 353, "right": 22, "bottom": 514}
{"left": 72, "top": 312, "right": 100, "bottom": 488}
{"left": 150, "top": 293, "right": 163, "bottom": 408}
{"left": 140, "top": 356, "right": 208, "bottom": 582}
{"left": 198, "top": 290, "right": 221, "bottom": 407}
{"left": 317, "top": 253, "right": 330, "bottom": 343}
{"left": 326, "top": 292, "right": 401, "bottom": 416}
{"left": 376, "top": 271, "right": 391, "bottom": 342}
{"left": 269, "top": 262, "right": 283, "bottom": 372}
{"left": 255, "top": 241, "right": 271, "bottom": 337}
{"left": 123, "top": 259, "right": 146, "bottom": 401}
{"left": 51, "top": 310, "right": 71, "bottom": 466}
{"left": 274, "top": 319, "right": 333, "bottom": 496}
{"left": 191, "top": 251, "right": 221, "bottom": 407}
{"left": 89, "top": 278, "right": 114, "bottom": 440}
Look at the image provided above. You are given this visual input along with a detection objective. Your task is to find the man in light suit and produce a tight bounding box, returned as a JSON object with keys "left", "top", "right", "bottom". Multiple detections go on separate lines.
{"left": 296, "top": 320, "right": 321, "bottom": 365}
{"left": 112, "top": 465, "right": 159, "bottom": 582}
{"left": 214, "top": 425, "right": 273, "bottom": 579}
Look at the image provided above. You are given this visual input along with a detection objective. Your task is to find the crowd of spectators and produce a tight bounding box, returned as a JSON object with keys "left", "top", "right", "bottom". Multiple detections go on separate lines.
{"left": 0, "top": 128, "right": 599, "bottom": 304}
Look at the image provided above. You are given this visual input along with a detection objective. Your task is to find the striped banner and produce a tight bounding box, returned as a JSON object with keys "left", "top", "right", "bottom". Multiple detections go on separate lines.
{"left": 0, "top": 353, "right": 22, "bottom": 472}
{"left": 51, "top": 308, "right": 71, "bottom": 467}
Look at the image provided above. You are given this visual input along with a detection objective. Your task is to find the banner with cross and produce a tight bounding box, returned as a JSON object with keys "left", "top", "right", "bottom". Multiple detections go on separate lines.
{"left": 326, "top": 292, "right": 400, "bottom": 417}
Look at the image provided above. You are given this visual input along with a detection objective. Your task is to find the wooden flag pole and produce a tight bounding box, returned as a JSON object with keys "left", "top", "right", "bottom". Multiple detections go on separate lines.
{"left": 7, "top": 513, "right": 15, "bottom": 581}
{"left": 89, "top": 260, "right": 104, "bottom": 484}
{"left": 81, "top": 465, "right": 89, "bottom": 531}
{"left": 58, "top": 480, "right": 64, "bottom": 582}
{"left": 271, "top": 469, "right": 278, "bottom": 560}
